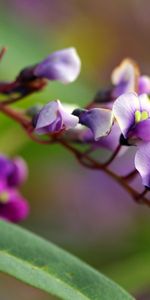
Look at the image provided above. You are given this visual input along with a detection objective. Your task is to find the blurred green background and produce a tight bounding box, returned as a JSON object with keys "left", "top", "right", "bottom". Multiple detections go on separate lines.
{"left": 1, "top": 1, "right": 150, "bottom": 299}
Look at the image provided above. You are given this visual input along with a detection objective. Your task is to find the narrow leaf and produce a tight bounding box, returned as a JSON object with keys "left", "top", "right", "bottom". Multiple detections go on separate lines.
{"left": 0, "top": 221, "right": 134, "bottom": 300}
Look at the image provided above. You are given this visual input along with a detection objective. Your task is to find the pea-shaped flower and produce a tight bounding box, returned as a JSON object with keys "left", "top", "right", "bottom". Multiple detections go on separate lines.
{"left": 111, "top": 59, "right": 139, "bottom": 98}
{"left": 34, "top": 100, "right": 79, "bottom": 135}
{"left": 73, "top": 108, "right": 114, "bottom": 141}
{"left": 111, "top": 58, "right": 150, "bottom": 98}
{"left": 113, "top": 92, "right": 150, "bottom": 187}
{"left": 34, "top": 48, "right": 81, "bottom": 84}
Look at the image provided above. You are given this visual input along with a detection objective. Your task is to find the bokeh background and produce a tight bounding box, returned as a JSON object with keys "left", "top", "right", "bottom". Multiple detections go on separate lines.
{"left": 1, "top": 1, "right": 150, "bottom": 299}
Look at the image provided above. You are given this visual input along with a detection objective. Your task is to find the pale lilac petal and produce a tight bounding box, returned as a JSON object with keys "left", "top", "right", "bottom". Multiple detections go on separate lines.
{"left": 135, "top": 142, "right": 150, "bottom": 187}
{"left": 134, "top": 119, "right": 150, "bottom": 141}
{"left": 79, "top": 108, "right": 114, "bottom": 141}
{"left": 35, "top": 101, "right": 58, "bottom": 132}
{"left": 111, "top": 59, "right": 139, "bottom": 97}
{"left": 138, "top": 93, "right": 150, "bottom": 115}
{"left": 34, "top": 48, "right": 81, "bottom": 84}
{"left": 35, "top": 100, "right": 79, "bottom": 134}
{"left": 113, "top": 92, "right": 139, "bottom": 137}
{"left": 138, "top": 76, "right": 150, "bottom": 94}
{"left": 57, "top": 101, "right": 79, "bottom": 129}
{"left": 96, "top": 122, "right": 121, "bottom": 150}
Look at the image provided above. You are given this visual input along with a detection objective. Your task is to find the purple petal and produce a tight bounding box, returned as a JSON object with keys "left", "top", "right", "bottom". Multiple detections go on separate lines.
{"left": 0, "top": 155, "right": 13, "bottom": 178}
{"left": 7, "top": 157, "right": 28, "bottom": 187}
{"left": 138, "top": 76, "right": 150, "bottom": 95}
{"left": 34, "top": 48, "right": 81, "bottom": 84}
{"left": 80, "top": 122, "right": 121, "bottom": 151}
{"left": 35, "top": 100, "right": 79, "bottom": 134}
{"left": 79, "top": 108, "right": 114, "bottom": 141}
{"left": 113, "top": 92, "right": 139, "bottom": 137}
{"left": 95, "top": 122, "right": 121, "bottom": 150}
{"left": 135, "top": 142, "right": 150, "bottom": 187}
{"left": 138, "top": 93, "right": 150, "bottom": 115}
{"left": 35, "top": 101, "right": 58, "bottom": 131}
{"left": 57, "top": 101, "right": 79, "bottom": 130}
{"left": 134, "top": 119, "right": 150, "bottom": 141}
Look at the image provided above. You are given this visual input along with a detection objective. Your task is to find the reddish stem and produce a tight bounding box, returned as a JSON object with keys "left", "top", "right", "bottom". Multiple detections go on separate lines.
{"left": 103, "top": 144, "right": 121, "bottom": 167}
{"left": 0, "top": 103, "right": 149, "bottom": 207}
{"left": 0, "top": 47, "right": 7, "bottom": 61}
{"left": 122, "top": 169, "right": 138, "bottom": 181}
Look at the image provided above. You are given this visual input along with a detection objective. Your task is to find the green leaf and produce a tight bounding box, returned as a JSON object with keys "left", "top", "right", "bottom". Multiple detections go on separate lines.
{"left": 0, "top": 220, "right": 134, "bottom": 300}
{"left": 106, "top": 251, "right": 150, "bottom": 292}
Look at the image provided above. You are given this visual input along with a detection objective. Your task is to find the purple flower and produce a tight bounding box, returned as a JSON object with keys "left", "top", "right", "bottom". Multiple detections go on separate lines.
{"left": 111, "top": 58, "right": 139, "bottom": 98}
{"left": 111, "top": 59, "right": 150, "bottom": 98}
{"left": 0, "top": 155, "right": 28, "bottom": 187}
{"left": 113, "top": 92, "right": 150, "bottom": 187}
{"left": 34, "top": 100, "right": 79, "bottom": 135}
{"left": 73, "top": 108, "right": 114, "bottom": 141}
{"left": 113, "top": 93, "right": 150, "bottom": 141}
{"left": 80, "top": 122, "right": 122, "bottom": 151}
{"left": 34, "top": 48, "right": 81, "bottom": 84}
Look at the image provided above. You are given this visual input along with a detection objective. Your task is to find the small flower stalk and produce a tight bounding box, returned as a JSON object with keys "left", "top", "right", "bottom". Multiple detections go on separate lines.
{"left": 1, "top": 46, "right": 150, "bottom": 217}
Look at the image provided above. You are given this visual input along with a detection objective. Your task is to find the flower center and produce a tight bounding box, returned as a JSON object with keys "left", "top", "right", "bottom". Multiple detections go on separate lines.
{"left": 135, "top": 110, "right": 149, "bottom": 123}
{"left": 0, "top": 191, "right": 9, "bottom": 203}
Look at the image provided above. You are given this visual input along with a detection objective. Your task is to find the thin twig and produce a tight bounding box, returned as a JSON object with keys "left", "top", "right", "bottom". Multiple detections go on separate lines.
{"left": 122, "top": 169, "right": 138, "bottom": 181}
{"left": 0, "top": 47, "right": 7, "bottom": 61}
{"left": 0, "top": 102, "right": 149, "bottom": 207}
{"left": 58, "top": 140, "right": 150, "bottom": 207}
{"left": 103, "top": 144, "right": 121, "bottom": 167}
{"left": 1, "top": 95, "right": 25, "bottom": 106}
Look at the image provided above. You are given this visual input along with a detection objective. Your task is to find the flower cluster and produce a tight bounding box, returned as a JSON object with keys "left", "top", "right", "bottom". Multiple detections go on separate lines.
{"left": 0, "top": 155, "right": 29, "bottom": 222}
{"left": 33, "top": 56, "right": 150, "bottom": 188}
{"left": 1, "top": 46, "right": 150, "bottom": 214}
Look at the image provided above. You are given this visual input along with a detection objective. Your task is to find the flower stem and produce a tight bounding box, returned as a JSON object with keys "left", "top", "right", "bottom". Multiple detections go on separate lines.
{"left": 0, "top": 103, "right": 30, "bottom": 129}
{"left": 0, "top": 47, "right": 7, "bottom": 61}
{"left": 103, "top": 144, "right": 121, "bottom": 167}
{"left": 122, "top": 169, "right": 138, "bottom": 181}
{"left": 0, "top": 102, "right": 149, "bottom": 207}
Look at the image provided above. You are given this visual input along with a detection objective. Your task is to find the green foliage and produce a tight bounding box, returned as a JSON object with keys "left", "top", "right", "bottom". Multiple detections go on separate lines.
{"left": 0, "top": 221, "right": 134, "bottom": 300}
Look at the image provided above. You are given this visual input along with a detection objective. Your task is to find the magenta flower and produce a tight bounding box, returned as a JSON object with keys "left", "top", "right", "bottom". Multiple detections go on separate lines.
{"left": 0, "top": 155, "right": 29, "bottom": 222}
{"left": 34, "top": 100, "right": 79, "bottom": 135}
{"left": 34, "top": 48, "right": 81, "bottom": 84}
{"left": 0, "top": 186, "right": 29, "bottom": 223}
{"left": 73, "top": 108, "right": 114, "bottom": 141}
{"left": 113, "top": 92, "right": 150, "bottom": 187}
